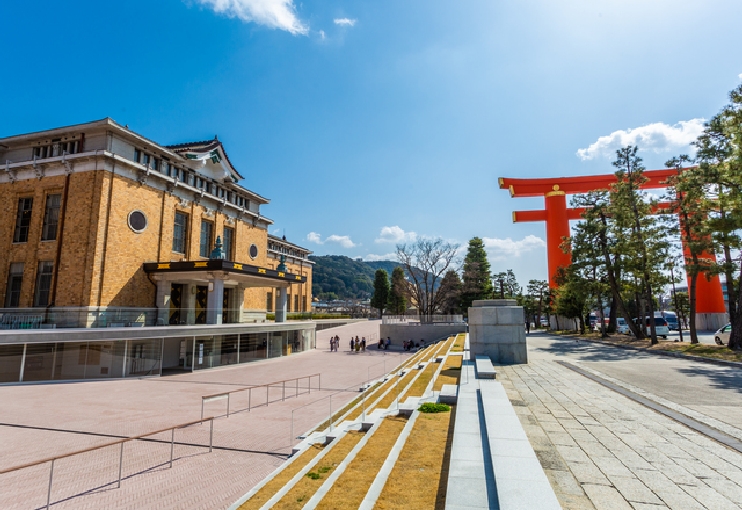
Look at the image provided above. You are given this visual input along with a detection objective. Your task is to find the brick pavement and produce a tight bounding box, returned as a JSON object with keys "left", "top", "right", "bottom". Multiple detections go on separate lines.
{"left": 0, "top": 321, "right": 412, "bottom": 510}
{"left": 496, "top": 358, "right": 742, "bottom": 509}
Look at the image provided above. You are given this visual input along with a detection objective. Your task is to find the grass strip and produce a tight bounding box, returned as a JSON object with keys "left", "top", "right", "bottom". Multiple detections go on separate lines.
{"left": 313, "top": 382, "right": 381, "bottom": 432}
{"left": 272, "top": 431, "right": 365, "bottom": 509}
{"left": 238, "top": 444, "right": 324, "bottom": 509}
{"left": 401, "top": 362, "right": 437, "bottom": 399}
{"left": 433, "top": 355, "right": 462, "bottom": 391}
{"left": 346, "top": 377, "right": 399, "bottom": 421}
{"left": 316, "top": 416, "right": 409, "bottom": 510}
{"left": 374, "top": 407, "right": 456, "bottom": 510}
{"left": 371, "top": 370, "right": 418, "bottom": 412}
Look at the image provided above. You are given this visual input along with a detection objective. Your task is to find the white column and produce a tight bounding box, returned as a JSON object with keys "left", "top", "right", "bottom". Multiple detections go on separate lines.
{"left": 156, "top": 279, "right": 170, "bottom": 326}
{"left": 275, "top": 287, "right": 288, "bottom": 322}
{"left": 207, "top": 277, "right": 224, "bottom": 324}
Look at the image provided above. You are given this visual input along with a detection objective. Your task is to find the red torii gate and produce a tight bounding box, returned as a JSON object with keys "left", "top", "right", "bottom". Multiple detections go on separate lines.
{"left": 498, "top": 169, "right": 726, "bottom": 315}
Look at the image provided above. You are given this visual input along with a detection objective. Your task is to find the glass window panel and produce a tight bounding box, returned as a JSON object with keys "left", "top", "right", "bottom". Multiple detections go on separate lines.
{"left": 5, "top": 262, "right": 24, "bottom": 307}
{"left": 85, "top": 342, "right": 126, "bottom": 379}
{"left": 194, "top": 336, "right": 222, "bottom": 370}
{"left": 173, "top": 212, "right": 188, "bottom": 254}
{"left": 238, "top": 333, "right": 267, "bottom": 363}
{"left": 221, "top": 335, "right": 238, "bottom": 365}
{"left": 200, "top": 221, "right": 212, "bottom": 258}
{"left": 34, "top": 261, "right": 53, "bottom": 307}
{"left": 41, "top": 193, "right": 62, "bottom": 241}
{"left": 0, "top": 345, "right": 24, "bottom": 382}
{"left": 126, "top": 339, "right": 162, "bottom": 377}
{"left": 23, "top": 343, "right": 55, "bottom": 381}
{"left": 222, "top": 227, "right": 234, "bottom": 261}
{"left": 13, "top": 198, "right": 33, "bottom": 243}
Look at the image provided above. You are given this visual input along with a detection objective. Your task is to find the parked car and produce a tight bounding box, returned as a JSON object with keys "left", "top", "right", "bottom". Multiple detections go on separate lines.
{"left": 715, "top": 323, "right": 731, "bottom": 345}
{"left": 638, "top": 317, "right": 669, "bottom": 339}
{"left": 616, "top": 317, "right": 630, "bottom": 335}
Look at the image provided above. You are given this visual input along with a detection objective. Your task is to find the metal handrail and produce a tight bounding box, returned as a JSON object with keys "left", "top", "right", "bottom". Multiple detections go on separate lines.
{"left": 0, "top": 416, "right": 216, "bottom": 510}
{"left": 200, "top": 373, "right": 321, "bottom": 420}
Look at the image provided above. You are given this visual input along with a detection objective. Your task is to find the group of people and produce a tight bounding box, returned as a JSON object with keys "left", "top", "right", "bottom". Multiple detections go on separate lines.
{"left": 403, "top": 339, "right": 424, "bottom": 351}
{"left": 377, "top": 337, "right": 391, "bottom": 350}
{"left": 329, "top": 335, "right": 341, "bottom": 351}
{"left": 350, "top": 336, "right": 366, "bottom": 352}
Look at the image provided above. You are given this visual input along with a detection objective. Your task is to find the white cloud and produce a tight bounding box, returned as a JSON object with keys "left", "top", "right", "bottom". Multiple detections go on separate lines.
{"left": 576, "top": 119, "right": 705, "bottom": 161}
{"left": 482, "top": 235, "right": 546, "bottom": 262}
{"left": 333, "top": 18, "right": 356, "bottom": 26}
{"left": 196, "top": 0, "right": 308, "bottom": 35}
{"left": 326, "top": 234, "right": 357, "bottom": 248}
{"left": 365, "top": 253, "right": 397, "bottom": 262}
{"left": 307, "top": 232, "right": 322, "bottom": 244}
{"left": 319, "top": 29, "right": 326, "bottom": 40}
{"left": 375, "top": 226, "right": 417, "bottom": 244}
{"left": 739, "top": 73, "right": 742, "bottom": 81}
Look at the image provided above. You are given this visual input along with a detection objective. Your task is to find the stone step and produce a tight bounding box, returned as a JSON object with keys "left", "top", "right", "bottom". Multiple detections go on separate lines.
{"left": 475, "top": 355, "right": 497, "bottom": 379}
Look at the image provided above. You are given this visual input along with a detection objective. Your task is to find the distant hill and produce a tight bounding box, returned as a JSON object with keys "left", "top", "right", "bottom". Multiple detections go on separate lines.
{"left": 309, "top": 255, "right": 402, "bottom": 300}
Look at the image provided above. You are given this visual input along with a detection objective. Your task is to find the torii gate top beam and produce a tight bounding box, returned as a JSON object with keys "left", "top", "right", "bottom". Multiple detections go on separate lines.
{"left": 498, "top": 168, "right": 680, "bottom": 198}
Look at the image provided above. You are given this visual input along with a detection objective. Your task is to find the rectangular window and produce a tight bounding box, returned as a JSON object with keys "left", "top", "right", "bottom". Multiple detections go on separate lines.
{"left": 164, "top": 163, "right": 172, "bottom": 177}
{"left": 134, "top": 149, "right": 141, "bottom": 163}
{"left": 34, "top": 261, "right": 53, "bottom": 307}
{"left": 13, "top": 198, "right": 33, "bottom": 243}
{"left": 266, "top": 292, "right": 273, "bottom": 312}
{"left": 153, "top": 158, "right": 160, "bottom": 171}
{"left": 142, "top": 154, "right": 150, "bottom": 167}
{"left": 41, "top": 193, "right": 62, "bottom": 241}
{"left": 199, "top": 220, "right": 213, "bottom": 258}
{"left": 294, "top": 294, "right": 299, "bottom": 313}
{"left": 4, "top": 263, "right": 24, "bottom": 307}
{"left": 222, "top": 227, "right": 234, "bottom": 261}
{"left": 287, "top": 293, "right": 291, "bottom": 313}
{"left": 172, "top": 212, "right": 188, "bottom": 254}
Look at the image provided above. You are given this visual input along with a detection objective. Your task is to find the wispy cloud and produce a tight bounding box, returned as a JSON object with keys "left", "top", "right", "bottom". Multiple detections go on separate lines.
{"left": 196, "top": 0, "right": 308, "bottom": 35}
{"left": 306, "top": 232, "right": 357, "bottom": 248}
{"left": 333, "top": 18, "right": 356, "bottom": 26}
{"left": 576, "top": 119, "right": 705, "bottom": 161}
{"left": 365, "top": 253, "right": 397, "bottom": 262}
{"left": 482, "top": 235, "right": 546, "bottom": 262}
{"left": 319, "top": 30, "right": 326, "bottom": 40}
{"left": 375, "top": 226, "right": 417, "bottom": 244}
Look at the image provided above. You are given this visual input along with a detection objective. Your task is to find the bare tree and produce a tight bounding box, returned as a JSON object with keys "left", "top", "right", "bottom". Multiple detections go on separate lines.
{"left": 396, "top": 238, "right": 460, "bottom": 321}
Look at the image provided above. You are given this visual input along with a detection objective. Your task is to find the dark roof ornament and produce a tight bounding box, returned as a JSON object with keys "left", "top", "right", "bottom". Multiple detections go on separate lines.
{"left": 277, "top": 254, "right": 287, "bottom": 272}
{"left": 210, "top": 235, "right": 225, "bottom": 260}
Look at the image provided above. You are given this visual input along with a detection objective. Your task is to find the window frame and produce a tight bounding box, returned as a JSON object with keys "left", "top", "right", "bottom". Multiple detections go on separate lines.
{"left": 13, "top": 197, "right": 34, "bottom": 244}
{"left": 41, "top": 193, "right": 62, "bottom": 242}
{"left": 4, "top": 263, "right": 24, "bottom": 308}
{"left": 172, "top": 211, "right": 189, "bottom": 254}
{"left": 222, "top": 227, "right": 234, "bottom": 261}
{"left": 33, "top": 261, "right": 54, "bottom": 307}
{"left": 199, "top": 220, "right": 213, "bottom": 258}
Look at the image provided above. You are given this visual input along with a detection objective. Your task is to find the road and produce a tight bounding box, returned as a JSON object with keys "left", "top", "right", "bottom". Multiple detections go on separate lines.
{"left": 527, "top": 331, "right": 742, "bottom": 435}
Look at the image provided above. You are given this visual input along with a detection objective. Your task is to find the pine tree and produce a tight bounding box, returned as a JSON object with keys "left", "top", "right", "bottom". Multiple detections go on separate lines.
{"left": 461, "top": 237, "right": 493, "bottom": 310}
{"left": 388, "top": 266, "right": 408, "bottom": 315}
{"left": 370, "top": 269, "right": 390, "bottom": 318}
{"left": 439, "top": 270, "right": 463, "bottom": 314}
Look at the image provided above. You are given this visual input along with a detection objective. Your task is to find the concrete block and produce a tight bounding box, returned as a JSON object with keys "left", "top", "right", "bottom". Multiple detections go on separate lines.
{"left": 475, "top": 356, "right": 497, "bottom": 379}
{"left": 439, "top": 384, "right": 458, "bottom": 404}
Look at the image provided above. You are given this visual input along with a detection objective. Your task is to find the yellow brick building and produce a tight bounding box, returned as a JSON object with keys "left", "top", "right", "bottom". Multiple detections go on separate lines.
{"left": 0, "top": 119, "right": 319, "bottom": 383}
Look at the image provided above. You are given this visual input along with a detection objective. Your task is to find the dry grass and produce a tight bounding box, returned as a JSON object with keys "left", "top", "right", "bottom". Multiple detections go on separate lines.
{"left": 317, "top": 416, "right": 409, "bottom": 510}
{"left": 238, "top": 444, "right": 324, "bottom": 509}
{"left": 346, "top": 378, "right": 399, "bottom": 421}
{"left": 374, "top": 407, "right": 455, "bottom": 510}
{"left": 402, "top": 362, "right": 437, "bottom": 399}
{"left": 272, "top": 431, "right": 365, "bottom": 509}
{"left": 371, "top": 370, "right": 418, "bottom": 411}
{"left": 313, "top": 382, "right": 381, "bottom": 431}
{"left": 433, "top": 355, "right": 462, "bottom": 391}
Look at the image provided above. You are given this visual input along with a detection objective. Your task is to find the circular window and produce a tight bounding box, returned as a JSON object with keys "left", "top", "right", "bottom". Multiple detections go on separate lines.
{"left": 128, "top": 210, "right": 147, "bottom": 233}
{"left": 249, "top": 244, "right": 259, "bottom": 259}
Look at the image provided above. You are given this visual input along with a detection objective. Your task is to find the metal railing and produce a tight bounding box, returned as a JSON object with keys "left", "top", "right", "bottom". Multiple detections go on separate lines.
{"left": 0, "top": 416, "right": 216, "bottom": 510}
{"left": 200, "top": 373, "right": 321, "bottom": 420}
{"left": 381, "top": 314, "right": 464, "bottom": 324}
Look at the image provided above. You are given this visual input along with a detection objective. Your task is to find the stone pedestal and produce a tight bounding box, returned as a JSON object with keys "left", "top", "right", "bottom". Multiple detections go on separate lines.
{"left": 469, "top": 299, "right": 527, "bottom": 364}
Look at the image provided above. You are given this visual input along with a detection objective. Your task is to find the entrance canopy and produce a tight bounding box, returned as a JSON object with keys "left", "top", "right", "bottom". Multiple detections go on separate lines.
{"left": 143, "top": 259, "right": 306, "bottom": 285}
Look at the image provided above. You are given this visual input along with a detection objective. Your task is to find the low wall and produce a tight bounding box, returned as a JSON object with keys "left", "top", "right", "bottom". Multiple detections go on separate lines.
{"left": 380, "top": 323, "right": 467, "bottom": 346}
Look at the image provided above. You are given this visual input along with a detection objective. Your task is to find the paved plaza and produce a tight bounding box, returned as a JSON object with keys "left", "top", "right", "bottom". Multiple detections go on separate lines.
{"left": 0, "top": 321, "right": 410, "bottom": 510}
{"left": 497, "top": 332, "right": 742, "bottom": 509}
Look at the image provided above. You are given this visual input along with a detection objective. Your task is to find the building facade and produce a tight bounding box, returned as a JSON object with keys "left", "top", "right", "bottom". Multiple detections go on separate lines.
{"left": 0, "top": 119, "right": 316, "bottom": 382}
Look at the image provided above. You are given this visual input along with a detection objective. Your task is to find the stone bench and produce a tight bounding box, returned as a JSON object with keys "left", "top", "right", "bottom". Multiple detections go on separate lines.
{"left": 439, "top": 384, "right": 458, "bottom": 404}
{"left": 475, "top": 356, "right": 497, "bottom": 379}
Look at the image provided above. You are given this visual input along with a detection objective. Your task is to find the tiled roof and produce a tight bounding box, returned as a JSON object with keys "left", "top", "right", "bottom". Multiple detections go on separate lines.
{"left": 166, "top": 137, "right": 244, "bottom": 180}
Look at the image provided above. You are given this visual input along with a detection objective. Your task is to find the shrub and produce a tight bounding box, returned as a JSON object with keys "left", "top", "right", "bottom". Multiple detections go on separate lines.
{"left": 419, "top": 402, "right": 451, "bottom": 413}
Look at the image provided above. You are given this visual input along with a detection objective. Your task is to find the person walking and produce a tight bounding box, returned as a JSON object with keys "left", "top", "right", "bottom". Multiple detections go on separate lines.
{"left": 361, "top": 337, "right": 366, "bottom": 352}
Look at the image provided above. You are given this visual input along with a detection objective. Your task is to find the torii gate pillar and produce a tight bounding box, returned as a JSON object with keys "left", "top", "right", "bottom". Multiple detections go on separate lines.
{"left": 500, "top": 172, "right": 728, "bottom": 330}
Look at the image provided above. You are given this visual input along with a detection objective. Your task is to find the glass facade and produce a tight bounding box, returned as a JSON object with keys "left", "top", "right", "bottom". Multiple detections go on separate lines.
{"left": 0, "top": 326, "right": 315, "bottom": 383}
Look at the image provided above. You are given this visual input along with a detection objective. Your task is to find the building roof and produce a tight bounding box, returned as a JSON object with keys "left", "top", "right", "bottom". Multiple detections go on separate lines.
{"left": 166, "top": 137, "right": 245, "bottom": 181}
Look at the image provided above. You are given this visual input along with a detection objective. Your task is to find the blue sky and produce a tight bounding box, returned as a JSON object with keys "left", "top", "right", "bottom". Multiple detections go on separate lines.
{"left": 2, "top": 0, "right": 741, "bottom": 286}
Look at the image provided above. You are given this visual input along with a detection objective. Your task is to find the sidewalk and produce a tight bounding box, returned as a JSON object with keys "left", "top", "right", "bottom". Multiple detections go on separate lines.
{"left": 0, "top": 321, "right": 413, "bottom": 510}
{"left": 495, "top": 358, "right": 742, "bottom": 509}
